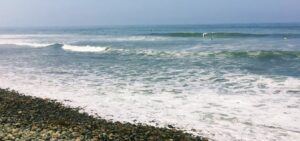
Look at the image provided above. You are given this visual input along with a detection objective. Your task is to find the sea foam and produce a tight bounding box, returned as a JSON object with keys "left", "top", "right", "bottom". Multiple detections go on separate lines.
{"left": 0, "top": 69, "right": 299, "bottom": 141}
{"left": 0, "top": 39, "right": 52, "bottom": 48}
{"left": 62, "top": 45, "right": 108, "bottom": 53}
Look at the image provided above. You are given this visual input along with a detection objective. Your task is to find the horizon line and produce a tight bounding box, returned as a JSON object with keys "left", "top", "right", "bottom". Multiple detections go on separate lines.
{"left": 0, "top": 22, "right": 300, "bottom": 29}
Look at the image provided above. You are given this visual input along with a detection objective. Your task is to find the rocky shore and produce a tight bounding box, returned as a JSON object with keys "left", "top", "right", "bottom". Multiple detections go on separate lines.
{"left": 0, "top": 88, "right": 208, "bottom": 141}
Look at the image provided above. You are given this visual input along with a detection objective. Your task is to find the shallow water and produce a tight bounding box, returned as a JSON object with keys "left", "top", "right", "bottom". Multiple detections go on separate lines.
{"left": 0, "top": 24, "right": 300, "bottom": 141}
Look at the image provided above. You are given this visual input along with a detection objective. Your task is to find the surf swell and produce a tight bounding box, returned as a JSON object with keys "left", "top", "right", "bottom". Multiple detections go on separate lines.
{"left": 1, "top": 39, "right": 299, "bottom": 59}
{"left": 205, "top": 51, "right": 300, "bottom": 58}
{"left": 148, "top": 32, "right": 300, "bottom": 38}
{"left": 130, "top": 50, "right": 300, "bottom": 59}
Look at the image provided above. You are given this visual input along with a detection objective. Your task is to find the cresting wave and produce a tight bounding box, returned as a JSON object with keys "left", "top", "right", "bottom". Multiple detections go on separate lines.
{"left": 148, "top": 32, "right": 300, "bottom": 38}
{"left": 0, "top": 41, "right": 109, "bottom": 53}
{"left": 62, "top": 45, "right": 109, "bottom": 53}
{"left": 0, "top": 41, "right": 53, "bottom": 48}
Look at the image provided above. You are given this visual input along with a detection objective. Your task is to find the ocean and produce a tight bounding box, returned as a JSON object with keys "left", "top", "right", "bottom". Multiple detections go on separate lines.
{"left": 0, "top": 24, "right": 299, "bottom": 140}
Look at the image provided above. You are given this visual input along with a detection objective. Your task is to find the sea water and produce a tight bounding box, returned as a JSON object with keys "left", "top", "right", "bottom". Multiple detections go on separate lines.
{"left": 0, "top": 24, "right": 300, "bottom": 141}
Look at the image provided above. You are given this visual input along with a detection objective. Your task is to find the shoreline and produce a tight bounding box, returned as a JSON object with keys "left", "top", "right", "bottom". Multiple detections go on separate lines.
{"left": 0, "top": 88, "right": 208, "bottom": 141}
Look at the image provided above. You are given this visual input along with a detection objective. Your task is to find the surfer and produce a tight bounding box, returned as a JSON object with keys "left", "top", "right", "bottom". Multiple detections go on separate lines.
{"left": 203, "top": 33, "right": 207, "bottom": 38}
{"left": 203, "top": 32, "right": 213, "bottom": 40}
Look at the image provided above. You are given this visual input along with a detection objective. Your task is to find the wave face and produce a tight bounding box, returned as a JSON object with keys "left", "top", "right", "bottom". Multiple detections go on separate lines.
{"left": 149, "top": 32, "right": 300, "bottom": 38}
{"left": 0, "top": 24, "right": 300, "bottom": 141}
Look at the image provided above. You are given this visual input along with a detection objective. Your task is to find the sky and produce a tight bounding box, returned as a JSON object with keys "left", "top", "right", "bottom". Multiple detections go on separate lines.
{"left": 0, "top": 0, "right": 299, "bottom": 27}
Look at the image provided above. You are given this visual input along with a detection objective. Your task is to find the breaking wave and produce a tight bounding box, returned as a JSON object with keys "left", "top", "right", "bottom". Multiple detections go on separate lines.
{"left": 62, "top": 45, "right": 109, "bottom": 53}
{"left": 0, "top": 40, "right": 109, "bottom": 53}
{"left": 60, "top": 46, "right": 300, "bottom": 59}
{"left": 0, "top": 41, "right": 53, "bottom": 48}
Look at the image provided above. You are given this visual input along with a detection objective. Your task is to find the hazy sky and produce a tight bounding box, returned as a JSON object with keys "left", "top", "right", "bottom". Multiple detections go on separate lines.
{"left": 0, "top": 0, "right": 299, "bottom": 27}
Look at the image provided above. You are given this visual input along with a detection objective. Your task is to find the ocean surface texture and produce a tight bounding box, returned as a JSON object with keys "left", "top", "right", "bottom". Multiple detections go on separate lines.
{"left": 0, "top": 24, "right": 299, "bottom": 141}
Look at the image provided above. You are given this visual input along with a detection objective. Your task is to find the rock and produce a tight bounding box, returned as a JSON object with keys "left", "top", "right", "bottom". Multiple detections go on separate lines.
{"left": 6, "top": 133, "right": 15, "bottom": 140}
{"left": 31, "top": 125, "right": 38, "bottom": 131}
{"left": 72, "top": 132, "right": 80, "bottom": 137}
{"left": 108, "top": 133, "right": 114, "bottom": 140}
{"left": 92, "top": 136, "right": 99, "bottom": 141}
{"left": 168, "top": 125, "right": 175, "bottom": 129}
{"left": 52, "top": 131, "right": 61, "bottom": 138}
{"left": 12, "top": 128, "right": 20, "bottom": 133}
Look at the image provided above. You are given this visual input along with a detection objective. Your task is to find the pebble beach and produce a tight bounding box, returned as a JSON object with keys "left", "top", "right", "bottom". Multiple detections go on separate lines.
{"left": 0, "top": 88, "right": 207, "bottom": 141}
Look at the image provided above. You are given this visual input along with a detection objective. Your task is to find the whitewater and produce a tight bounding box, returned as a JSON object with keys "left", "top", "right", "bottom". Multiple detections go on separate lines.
{"left": 0, "top": 24, "right": 300, "bottom": 141}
